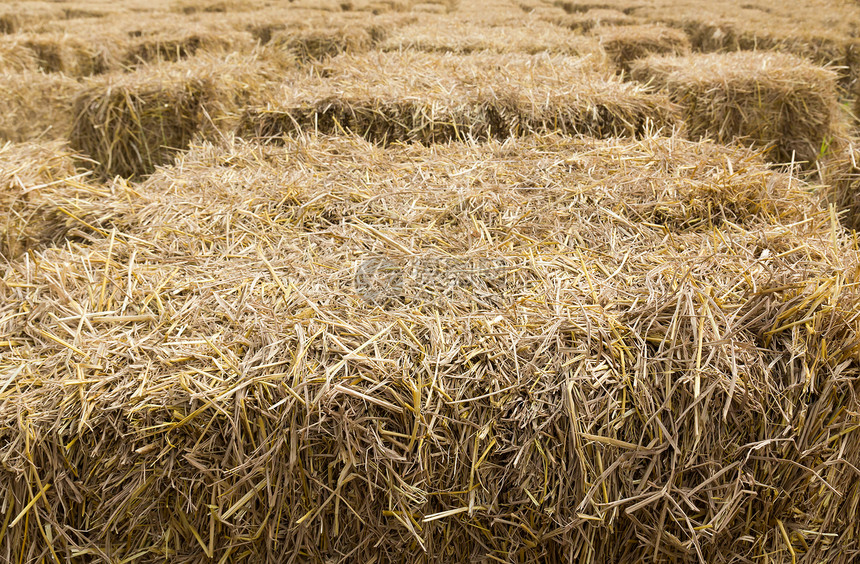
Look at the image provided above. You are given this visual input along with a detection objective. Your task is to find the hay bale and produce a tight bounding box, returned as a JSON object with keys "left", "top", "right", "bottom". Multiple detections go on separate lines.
{"left": 631, "top": 51, "right": 841, "bottom": 165}
{"left": 0, "top": 141, "right": 116, "bottom": 260}
{"left": 597, "top": 24, "right": 690, "bottom": 73}
{"left": 123, "top": 29, "right": 255, "bottom": 66}
{"left": 0, "top": 37, "right": 38, "bottom": 72}
{"left": 550, "top": 8, "right": 636, "bottom": 33}
{"left": 411, "top": 2, "right": 448, "bottom": 13}
{"left": 243, "top": 51, "right": 677, "bottom": 144}
{"left": 269, "top": 26, "right": 379, "bottom": 62}
{"left": 22, "top": 32, "right": 120, "bottom": 76}
{"left": 2, "top": 134, "right": 859, "bottom": 562}
{"left": 0, "top": 70, "right": 80, "bottom": 142}
{"left": 69, "top": 54, "right": 276, "bottom": 177}
{"left": 380, "top": 17, "right": 602, "bottom": 55}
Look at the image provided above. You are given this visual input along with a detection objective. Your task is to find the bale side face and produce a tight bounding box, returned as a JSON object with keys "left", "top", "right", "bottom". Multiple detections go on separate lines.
{"left": 270, "top": 26, "right": 377, "bottom": 61}
{"left": 0, "top": 38, "right": 38, "bottom": 72}
{"left": 631, "top": 51, "right": 841, "bottom": 165}
{"left": 0, "top": 141, "right": 77, "bottom": 259}
{"left": 69, "top": 54, "right": 276, "bottom": 177}
{"left": 70, "top": 77, "right": 208, "bottom": 178}
{"left": 379, "top": 18, "right": 602, "bottom": 55}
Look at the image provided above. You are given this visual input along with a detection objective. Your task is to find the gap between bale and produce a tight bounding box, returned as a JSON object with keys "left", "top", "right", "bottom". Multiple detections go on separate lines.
{"left": 1, "top": 133, "right": 859, "bottom": 562}
{"left": 242, "top": 51, "right": 678, "bottom": 144}
{"left": 631, "top": 50, "right": 842, "bottom": 166}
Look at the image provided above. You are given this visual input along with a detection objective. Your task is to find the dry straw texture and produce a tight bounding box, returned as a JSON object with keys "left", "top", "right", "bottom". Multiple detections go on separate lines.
{"left": 1, "top": 134, "right": 859, "bottom": 562}
{"left": 549, "top": 8, "right": 637, "bottom": 32}
{"left": 597, "top": 24, "right": 690, "bottom": 73}
{"left": 243, "top": 51, "right": 677, "bottom": 144}
{"left": 0, "top": 70, "right": 80, "bottom": 142}
{"left": 69, "top": 53, "right": 278, "bottom": 177}
{"left": 631, "top": 51, "right": 840, "bottom": 166}
{"left": 269, "top": 26, "right": 380, "bottom": 61}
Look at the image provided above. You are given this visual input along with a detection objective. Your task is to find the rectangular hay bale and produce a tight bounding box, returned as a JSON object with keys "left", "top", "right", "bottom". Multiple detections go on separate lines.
{"left": 1, "top": 134, "right": 859, "bottom": 563}
{"left": 0, "top": 70, "right": 80, "bottom": 142}
{"left": 243, "top": 51, "right": 678, "bottom": 144}
{"left": 69, "top": 53, "right": 277, "bottom": 177}
{"left": 631, "top": 51, "right": 841, "bottom": 165}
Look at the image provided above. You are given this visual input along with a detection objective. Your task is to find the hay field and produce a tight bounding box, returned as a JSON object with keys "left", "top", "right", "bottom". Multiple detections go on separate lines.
{"left": 2, "top": 0, "right": 860, "bottom": 563}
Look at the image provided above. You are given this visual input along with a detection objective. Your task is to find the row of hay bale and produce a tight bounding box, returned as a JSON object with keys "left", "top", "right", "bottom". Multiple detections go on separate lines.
{"left": 4, "top": 46, "right": 853, "bottom": 197}
{"left": 2, "top": 133, "right": 859, "bottom": 562}
{"left": 0, "top": 8, "right": 427, "bottom": 78}
{"left": 0, "top": 27, "right": 261, "bottom": 76}
{"left": 529, "top": 0, "right": 860, "bottom": 90}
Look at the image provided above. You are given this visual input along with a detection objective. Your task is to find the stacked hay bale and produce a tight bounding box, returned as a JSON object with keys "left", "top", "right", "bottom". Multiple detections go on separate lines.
{"left": 243, "top": 51, "right": 677, "bottom": 144}
{"left": 0, "top": 70, "right": 80, "bottom": 141}
{"left": 269, "top": 26, "right": 379, "bottom": 61}
{"left": 380, "top": 17, "right": 602, "bottom": 55}
{"left": 69, "top": 52, "right": 278, "bottom": 177}
{"left": 1, "top": 134, "right": 859, "bottom": 562}
{"left": 597, "top": 24, "right": 690, "bottom": 73}
{"left": 631, "top": 51, "right": 841, "bottom": 165}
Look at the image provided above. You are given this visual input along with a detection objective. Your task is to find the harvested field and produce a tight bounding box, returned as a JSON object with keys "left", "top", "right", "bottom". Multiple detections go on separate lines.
{"left": 632, "top": 51, "right": 841, "bottom": 165}
{"left": 2, "top": 134, "right": 860, "bottom": 563}
{"left": 4, "top": 0, "right": 860, "bottom": 563}
{"left": 243, "top": 51, "right": 677, "bottom": 144}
